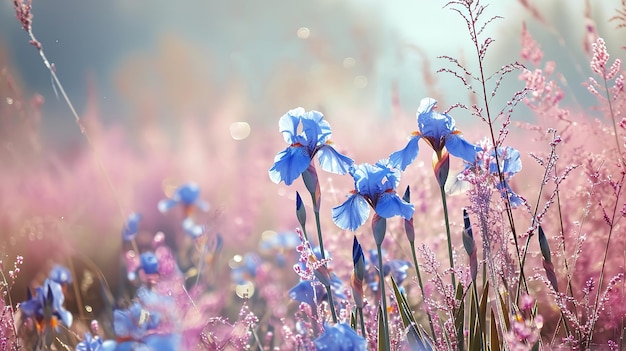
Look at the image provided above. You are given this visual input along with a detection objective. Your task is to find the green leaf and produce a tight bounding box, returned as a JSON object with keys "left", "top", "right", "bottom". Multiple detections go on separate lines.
{"left": 351, "top": 309, "right": 357, "bottom": 331}
{"left": 497, "top": 290, "right": 511, "bottom": 332}
{"left": 454, "top": 283, "right": 465, "bottom": 351}
{"left": 490, "top": 309, "right": 500, "bottom": 351}
{"left": 378, "top": 305, "right": 387, "bottom": 351}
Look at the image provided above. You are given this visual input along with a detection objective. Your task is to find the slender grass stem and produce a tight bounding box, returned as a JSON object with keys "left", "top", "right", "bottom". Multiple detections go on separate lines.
{"left": 439, "top": 186, "right": 456, "bottom": 288}
{"left": 465, "top": 2, "right": 524, "bottom": 302}
{"left": 588, "top": 172, "right": 624, "bottom": 345}
{"left": 410, "top": 241, "right": 435, "bottom": 338}
{"left": 377, "top": 243, "right": 391, "bottom": 351}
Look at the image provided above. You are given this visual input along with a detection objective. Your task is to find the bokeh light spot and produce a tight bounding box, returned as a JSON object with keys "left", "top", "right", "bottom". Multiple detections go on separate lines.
{"left": 342, "top": 57, "right": 355, "bottom": 69}
{"left": 354, "top": 75, "right": 368, "bottom": 88}
{"left": 297, "top": 27, "right": 310, "bottom": 39}
{"left": 229, "top": 122, "right": 251, "bottom": 140}
{"left": 235, "top": 281, "right": 255, "bottom": 298}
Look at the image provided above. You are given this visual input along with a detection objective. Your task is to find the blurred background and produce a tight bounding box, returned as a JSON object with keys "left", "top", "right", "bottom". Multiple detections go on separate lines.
{"left": 0, "top": 0, "right": 624, "bottom": 147}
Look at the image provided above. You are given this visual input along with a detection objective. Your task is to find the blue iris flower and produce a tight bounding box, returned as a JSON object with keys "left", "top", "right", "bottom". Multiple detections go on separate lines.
{"left": 140, "top": 252, "right": 159, "bottom": 275}
{"left": 230, "top": 253, "right": 262, "bottom": 285}
{"left": 110, "top": 306, "right": 180, "bottom": 351}
{"left": 158, "top": 182, "right": 209, "bottom": 215}
{"left": 49, "top": 264, "right": 72, "bottom": 285}
{"left": 75, "top": 332, "right": 104, "bottom": 351}
{"left": 490, "top": 146, "right": 524, "bottom": 207}
{"left": 390, "top": 97, "right": 480, "bottom": 171}
{"left": 314, "top": 323, "right": 367, "bottom": 351}
{"left": 110, "top": 291, "right": 180, "bottom": 351}
{"left": 269, "top": 108, "right": 354, "bottom": 185}
{"left": 365, "top": 249, "right": 411, "bottom": 292}
{"left": 332, "top": 160, "right": 414, "bottom": 231}
{"left": 122, "top": 213, "right": 141, "bottom": 242}
{"left": 20, "top": 278, "right": 73, "bottom": 331}
{"left": 288, "top": 274, "right": 347, "bottom": 308}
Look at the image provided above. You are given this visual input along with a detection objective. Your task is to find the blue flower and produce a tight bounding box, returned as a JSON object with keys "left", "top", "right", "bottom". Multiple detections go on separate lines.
{"left": 314, "top": 323, "right": 367, "bottom": 351}
{"left": 182, "top": 217, "right": 205, "bottom": 238}
{"left": 75, "top": 332, "right": 103, "bottom": 351}
{"left": 158, "top": 182, "right": 209, "bottom": 216}
{"left": 269, "top": 108, "right": 354, "bottom": 186}
{"left": 49, "top": 265, "right": 72, "bottom": 285}
{"left": 490, "top": 146, "right": 524, "bottom": 207}
{"left": 332, "top": 160, "right": 414, "bottom": 231}
{"left": 140, "top": 252, "right": 159, "bottom": 275}
{"left": 122, "top": 213, "right": 141, "bottom": 242}
{"left": 390, "top": 97, "right": 480, "bottom": 171}
{"left": 230, "top": 253, "right": 262, "bottom": 285}
{"left": 20, "top": 278, "right": 73, "bottom": 332}
{"left": 288, "top": 274, "right": 347, "bottom": 309}
{"left": 107, "top": 300, "right": 181, "bottom": 351}
{"left": 365, "top": 249, "right": 411, "bottom": 291}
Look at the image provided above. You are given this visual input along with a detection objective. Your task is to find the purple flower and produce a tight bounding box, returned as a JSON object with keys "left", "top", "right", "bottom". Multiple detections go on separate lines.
{"left": 314, "top": 323, "right": 366, "bottom": 351}
{"left": 158, "top": 182, "right": 209, "bottom": 216}
{"left": 332, "top": 160, "right": 414, "bottom": 231}
{"left": 122, "top": 213, "right": 141, "bottom": 242}
{"left": 269, "top": 108, "right": 353, "bottom": 186}
{"left": 390, "top": 97, "right": 480, "bottom": 171}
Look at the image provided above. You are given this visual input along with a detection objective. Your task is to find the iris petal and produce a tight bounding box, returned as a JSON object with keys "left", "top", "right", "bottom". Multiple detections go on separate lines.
{"left": 157, "top": 199, "right": 178, "bottom": 213}
{"left": 445, "top": 133, "right": 480, "bottom": 163}
{"left": 332, "top": 194, "right": 370, "bottom": 231}
{"left": 279, "top": 108, "right": 305, "bottom": 144}
{"left": 417, "top": 97, "right": 437, "bottom": 114}
{"left": 268, "top": 147, "right": 311, "bottom": 185}
{"left": 389, "top": 137, "right": 420, "bottom": 171}
{"left": 317, "top": 145, "right": 354, "bottom": 175}
{"left": 375, "top": 193, "right": 414, "bottom": 219}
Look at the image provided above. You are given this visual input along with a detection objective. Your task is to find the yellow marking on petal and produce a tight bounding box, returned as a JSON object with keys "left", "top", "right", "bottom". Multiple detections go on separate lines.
{"left": 410, "top": 131, "right": 421, "bottom": 137}
{"left": 451, "top": 130, "right": 462, "bottom": 135}
{"left": 325, "top": 140, "right": 334, "bottom": 145}
{"left": 50, "top": 316, "right": 58, "bottom": 329}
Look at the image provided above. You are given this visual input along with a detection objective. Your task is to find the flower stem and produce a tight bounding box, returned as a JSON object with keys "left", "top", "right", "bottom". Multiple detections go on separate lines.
{"left": 313, "top": 208, "right": 337, "bottom": 323}
{"left": 377, "top": 243, "right": 391, "bottom": 351}
{"left": 325, "top": 283, "right": 338, "bottom": 324}
{"left": 439, "top": 185, "right": 456, "bottom": 288}
{"left": 314, "top": 209, "right": 326, "bottom": 260}
{"left": 358, "top": 306, "right": 367, "bottom": 338}
{"left": 410, "top": 241, "right": 435, "bottom": 338}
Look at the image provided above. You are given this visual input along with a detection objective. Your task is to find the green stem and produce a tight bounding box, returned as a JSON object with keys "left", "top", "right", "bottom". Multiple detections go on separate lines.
{"left": 410, "top": 241, "right": 435, "bottom": 338}
{"left": 439, "top": 186, "right": 456, "bottom": 288}
{"left": 358, "top": 306, "right": 366, "bottom": 338}
{"left": 377, "top": 244, "right": 391, "bottom": 351}
{"left": 314, "top": 209, "right": 326, "bottom": 260}
{"left": 325, "top": 283, "right": 338, "bottom": 324}
{"left": 471, "top": 281, "right": 485, "bottom": 350}
{"left": 313, "top": 208, "right": 337, "bottom": 323}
